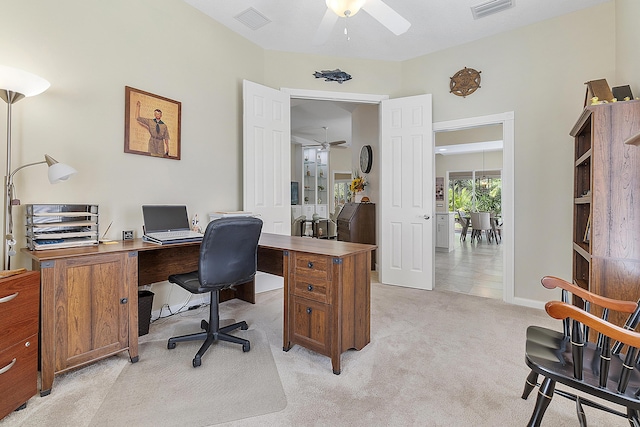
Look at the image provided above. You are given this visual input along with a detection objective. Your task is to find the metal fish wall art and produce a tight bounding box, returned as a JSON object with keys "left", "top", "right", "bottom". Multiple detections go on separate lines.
{"left": 313, "top": 69, "right": 352, "bottom": 84}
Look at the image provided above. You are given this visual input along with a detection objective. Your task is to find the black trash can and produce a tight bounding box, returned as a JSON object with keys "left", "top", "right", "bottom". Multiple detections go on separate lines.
{"left": 138, "top": 290, "right": 154, "bottom": 336}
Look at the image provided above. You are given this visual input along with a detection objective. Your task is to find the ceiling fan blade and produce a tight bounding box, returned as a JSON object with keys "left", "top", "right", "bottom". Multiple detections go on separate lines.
{"left": 329, "top": 140, "right": 346, "bottom": 146}
{"left": 312, "top": 8, "right": 338, "bottom": 45}
{"left": 362, "top": 0, "right": 411, "bottom": 35}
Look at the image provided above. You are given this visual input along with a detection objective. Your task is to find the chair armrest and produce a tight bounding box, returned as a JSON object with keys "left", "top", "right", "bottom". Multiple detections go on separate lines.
{"left": 546, "top": 301, "right": 640, "bottom": 348}
{"left": 541, "top": 276, "right": 638, "bottom": 314}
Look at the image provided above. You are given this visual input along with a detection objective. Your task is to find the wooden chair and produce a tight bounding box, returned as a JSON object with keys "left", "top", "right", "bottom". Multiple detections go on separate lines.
{"left": 522, "top": 276, "right": 640, "bottom": 426}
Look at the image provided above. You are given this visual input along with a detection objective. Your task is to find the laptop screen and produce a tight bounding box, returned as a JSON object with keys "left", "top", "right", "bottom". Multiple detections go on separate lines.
{"left": 142, "top": 205, "right": 191, "bottom": 233}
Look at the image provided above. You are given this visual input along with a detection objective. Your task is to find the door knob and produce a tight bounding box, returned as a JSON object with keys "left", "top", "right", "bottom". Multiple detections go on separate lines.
{"left": 423, "top": 215, "right": 431, "bottom": 220}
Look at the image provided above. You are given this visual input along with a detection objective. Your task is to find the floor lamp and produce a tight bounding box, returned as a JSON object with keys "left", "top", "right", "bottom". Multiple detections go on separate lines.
{"left": 0, "top": 65, "right": 76, "bottom": 270}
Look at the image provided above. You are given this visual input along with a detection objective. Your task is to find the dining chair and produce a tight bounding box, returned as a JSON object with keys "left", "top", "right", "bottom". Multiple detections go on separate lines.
{"left": 456, "top": 210, "right": 469, "bottom": 242}
{"left": 470, "top": 211, "right": 493, "bottom": 243}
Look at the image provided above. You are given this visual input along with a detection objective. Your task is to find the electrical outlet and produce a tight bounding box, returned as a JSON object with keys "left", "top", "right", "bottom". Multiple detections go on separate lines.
{"left": 122, "top": 230, "right": 134, "bottom": 240}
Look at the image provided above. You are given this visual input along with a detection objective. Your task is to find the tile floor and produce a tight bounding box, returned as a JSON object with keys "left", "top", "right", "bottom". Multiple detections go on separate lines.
{"left": 434, "top": 230, "right": 503, "bottom": 299}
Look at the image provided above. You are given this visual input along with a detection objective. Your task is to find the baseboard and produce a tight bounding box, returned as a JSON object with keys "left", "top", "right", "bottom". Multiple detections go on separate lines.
{"left": 255, "top": 271, "right": 284, "bottom": 293}
{"left": 511, "top": 296, "right": 546, "bottom": 311}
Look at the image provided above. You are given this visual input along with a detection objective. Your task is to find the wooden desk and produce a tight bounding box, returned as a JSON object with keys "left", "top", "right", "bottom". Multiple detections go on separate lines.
{"left": 22, "top": 233, "right": 375, "bottom": 394}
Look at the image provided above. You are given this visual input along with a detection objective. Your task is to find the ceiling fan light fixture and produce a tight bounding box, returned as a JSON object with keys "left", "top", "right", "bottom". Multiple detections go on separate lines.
{"left": 326, "top": 0, "right": 366, "bottom": 18}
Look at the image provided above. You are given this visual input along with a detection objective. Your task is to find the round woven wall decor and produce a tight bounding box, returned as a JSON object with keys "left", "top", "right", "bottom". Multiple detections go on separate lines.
{"left": 449, "top": 67, "right": 482, "bottom": 97}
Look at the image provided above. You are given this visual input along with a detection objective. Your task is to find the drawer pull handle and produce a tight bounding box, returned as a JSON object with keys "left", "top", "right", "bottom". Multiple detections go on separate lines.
{"left": 306, "top": 307, "right": 312, "bottom": 314}
{"left": 0, "top": 358, "right": 16, "bottom": 375}
{"left": 307, "top": 284, "right": 313, "bottom": 291}
{"left": 307, "top": 261, "right": 313, "bottom": 268}
{"left": 0, "top": 292, "right": 18, "bottom": 304}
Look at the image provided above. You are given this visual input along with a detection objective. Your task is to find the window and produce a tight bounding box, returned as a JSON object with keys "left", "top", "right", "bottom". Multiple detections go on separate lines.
{"left": 449, "top": 170, "right": 501, "bottom": 216}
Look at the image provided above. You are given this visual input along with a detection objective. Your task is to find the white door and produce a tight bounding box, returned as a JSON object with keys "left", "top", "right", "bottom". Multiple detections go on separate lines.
{"left": 242, "top": 80, "right": 291, "bottom": 234}
{"left": 379, "top": 94, "right": 434, "bottom": 290}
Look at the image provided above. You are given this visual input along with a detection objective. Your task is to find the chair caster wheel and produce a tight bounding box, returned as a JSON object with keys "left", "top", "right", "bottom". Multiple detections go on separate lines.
{"left": 193, "top": 357, "right": 201, "bottom": 367}
{"left": 243, "top": 343, "right": 250, "bottom": 352}
{"left": 167, "top": 342, "right": 176, "bottom": 350}
{"left": 241, "top": 322, "right": 248, "bottom": 330}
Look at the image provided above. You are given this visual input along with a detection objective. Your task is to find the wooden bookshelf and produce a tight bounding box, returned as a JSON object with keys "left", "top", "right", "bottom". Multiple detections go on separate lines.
{"left": 569, "top": 100, "right": 640, "bottom": 326}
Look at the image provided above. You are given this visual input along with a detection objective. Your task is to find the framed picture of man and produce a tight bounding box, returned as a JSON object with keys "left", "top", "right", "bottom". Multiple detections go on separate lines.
{"left": 124, "top": 86, "right": 181, "bottom": 160}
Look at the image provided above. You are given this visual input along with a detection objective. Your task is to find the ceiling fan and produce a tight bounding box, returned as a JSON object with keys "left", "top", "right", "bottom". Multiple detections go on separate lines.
{"left": 313, "top": 0, "right": 411, "bottom": 45}
{"left": 311, "top": 126, "right": 347, "bottom": 151}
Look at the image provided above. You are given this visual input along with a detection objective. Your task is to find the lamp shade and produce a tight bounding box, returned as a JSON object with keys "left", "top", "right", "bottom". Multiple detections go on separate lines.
{"left": 0, "top": 64, "right": 50, "bottom": 97}
{"left": 326, "top": 0, "right": 366, "bottom": 17}
{"left": 45, "top": 155, "right": 78, "bottom": 183}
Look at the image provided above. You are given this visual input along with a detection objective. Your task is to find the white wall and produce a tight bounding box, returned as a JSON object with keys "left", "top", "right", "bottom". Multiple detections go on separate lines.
{"left": 2, "top": 0, "right": 637, "bottom": 307}
{"left": 0, "top": 0, "right": 264, "bottom": 310}
{"left": 400, "top": 2, "right": 619, "bottom": 302}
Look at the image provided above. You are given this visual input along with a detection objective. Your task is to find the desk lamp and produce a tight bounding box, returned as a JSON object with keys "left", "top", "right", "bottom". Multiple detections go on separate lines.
{"left": 0, "top": 65, "right": 77, "bottom": 270}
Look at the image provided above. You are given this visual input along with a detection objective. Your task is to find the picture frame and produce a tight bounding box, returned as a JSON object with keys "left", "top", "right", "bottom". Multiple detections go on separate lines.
{"left": 435, "top": 177, "right": 445, "bottom": 201}
{"left": 124, "top": 86, "right": 181, "bottom": 160}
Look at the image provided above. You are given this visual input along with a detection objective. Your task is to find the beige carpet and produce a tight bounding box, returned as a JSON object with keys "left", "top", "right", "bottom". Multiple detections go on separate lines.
{"left": 89, "top": 327, "right": 286, "bottom": 427}
{"left": 0, "top": 275, "right": 627, "bottom": 426}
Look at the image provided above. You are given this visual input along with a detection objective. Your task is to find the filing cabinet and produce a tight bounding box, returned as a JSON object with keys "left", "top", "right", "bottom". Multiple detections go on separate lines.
{"left": 0, "top": 271, "right": 40, "bottom": 420}
{"left": 284, "top": 249, "right": 371, "bottom": 374}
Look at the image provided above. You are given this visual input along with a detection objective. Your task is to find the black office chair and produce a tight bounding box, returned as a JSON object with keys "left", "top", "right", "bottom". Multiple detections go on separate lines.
{"left": 167, "top": 216, "right": 263, "bottom": 367}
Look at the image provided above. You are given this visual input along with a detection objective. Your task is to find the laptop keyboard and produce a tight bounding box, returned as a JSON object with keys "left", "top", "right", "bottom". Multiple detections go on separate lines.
{"left": 152, "top": 231, "right": 191, "bottom": 239}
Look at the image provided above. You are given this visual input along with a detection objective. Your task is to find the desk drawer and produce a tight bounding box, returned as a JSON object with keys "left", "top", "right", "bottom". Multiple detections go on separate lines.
{"left": 294, "top": 253, "right": 330, "bottom": 282}
{"left": 0, "top": 334, "right": 38, "bottom": 419}
{"left": 0, "top": 272, "right": 40, "bottom": 350}
{"left": 290, "top": 296, "right": 330, "bottom": 356}
{"left": 293, "top": 279, "right": 330, "bottom": 303}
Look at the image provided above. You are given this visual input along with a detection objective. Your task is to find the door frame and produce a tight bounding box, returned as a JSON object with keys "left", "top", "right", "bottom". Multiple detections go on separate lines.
{"left": 433, "top": 112, "right": 514, "bottom": 303}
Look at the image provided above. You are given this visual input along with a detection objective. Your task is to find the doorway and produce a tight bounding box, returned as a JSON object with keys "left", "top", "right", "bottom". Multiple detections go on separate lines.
{"left": 434, "top": 126, "right": 503, "bottom": 299}
{"left": 244, "top": 82, "right": 509, "bottom": 295}
{"left": 433, "top": 113, "right": 514, "bottom": 303}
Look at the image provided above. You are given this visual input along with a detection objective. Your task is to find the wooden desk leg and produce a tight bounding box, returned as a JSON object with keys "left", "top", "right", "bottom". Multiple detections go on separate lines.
{"left": 39, "top": 262, "right": 55, "bottom": 396}
{"left": 331, "top": 354, "right": 341, "bottom": 375}
{"left": 127, "top": 252, "right": 139, "bottom": 363}
{"left": 282, "top": 251, "right": 291, "bottom": 352}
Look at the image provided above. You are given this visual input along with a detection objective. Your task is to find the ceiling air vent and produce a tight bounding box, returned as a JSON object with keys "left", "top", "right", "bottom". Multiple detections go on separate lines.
{"left": 471, "top": 0, "right": 514, "bottom": 19}
{"left": 234, "top": 7, "right": 271, "bottom": 30}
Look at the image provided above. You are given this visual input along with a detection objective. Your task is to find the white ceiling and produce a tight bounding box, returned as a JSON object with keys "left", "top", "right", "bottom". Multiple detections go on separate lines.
{"left": 183, "top": 0, "right": 609, "bottom": 62}
{"left": 182, "top": 0, "right": 609, "bottom": 150}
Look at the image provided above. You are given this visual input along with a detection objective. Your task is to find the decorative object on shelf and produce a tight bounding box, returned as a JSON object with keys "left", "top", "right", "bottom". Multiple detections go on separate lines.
{"left": 312, "top": 213, "right": 320, "bottom": 221}
{"left": 349, "top": 172, "right": 367, "bottom": 202}
{"left": 313, "top": 69, "right": 352, "bottom": 84}
{"left": 125, "top": 86, "right": 181, "bottom": 160}
{"left": 584, "top": 79, "right": 614, "bottom": 107}
{"left": 360, "top": 144, "right": 373, "bottom": 173}
{"left": 449, "top": 67, "right": 481, "bottom": 97}
{"left": 318, "top": 185, "right": 325, "bottom": 191}
{"left": 612, "top": 85, "right": 633, "bottom": 102}
{"left": 360, "top": 196, "right": 371, "bottom": 203}
{"left": 0, "top": 65, "right": 78, "bottom": 269}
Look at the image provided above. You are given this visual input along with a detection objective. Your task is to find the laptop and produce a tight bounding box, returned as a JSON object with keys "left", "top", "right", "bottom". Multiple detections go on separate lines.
{"left": 142, "top": 205, "right": 204, "bottom": 245}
